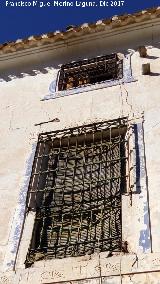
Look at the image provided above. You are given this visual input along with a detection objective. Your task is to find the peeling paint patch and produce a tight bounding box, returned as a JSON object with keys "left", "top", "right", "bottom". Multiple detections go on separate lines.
{"left": 139, "top": 210, "right": 151, "bottom": 252}
{"left": 3, "top": 142, "right": 37, "bottom": 271}
{"left": 135, "top": 122, "right": 151, "bottom": 253}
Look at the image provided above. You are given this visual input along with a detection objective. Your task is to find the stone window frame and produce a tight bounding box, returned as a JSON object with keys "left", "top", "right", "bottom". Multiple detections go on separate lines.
{"left": 3, "top": 116, "right": 152, "bottom": 272}
{"left": 24, "top": 117, "right": 128, "bottom": 267}
{"left": 43, "top": 53, "right": 136, "bottom": 101}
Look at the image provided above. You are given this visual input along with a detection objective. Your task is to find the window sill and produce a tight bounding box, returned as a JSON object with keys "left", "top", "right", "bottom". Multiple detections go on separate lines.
{"left": 15, "top": 252, "right": 160, "bottom": 283}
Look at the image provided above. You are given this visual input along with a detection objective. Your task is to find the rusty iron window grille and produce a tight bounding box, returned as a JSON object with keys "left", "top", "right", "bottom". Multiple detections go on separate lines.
{"left": 58, "top": 54, "right": 123, "bottom": 91}
{"left": 25, "top": 118, "right": 128, "bottom": 267}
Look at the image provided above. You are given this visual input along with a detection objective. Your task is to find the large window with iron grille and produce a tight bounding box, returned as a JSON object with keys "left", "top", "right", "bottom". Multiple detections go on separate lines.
{"left": 25, "top": 118, "right": 128, "bottom": 267}
{"left": 58, "top": 54, "right": 123, "bottom": 91}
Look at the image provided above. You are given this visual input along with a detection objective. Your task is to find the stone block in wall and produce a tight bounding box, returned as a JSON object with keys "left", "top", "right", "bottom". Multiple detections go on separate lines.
{"left": 41, "top": 257, "right": 100, "bottom": 283}
{"left": 16, "top": 254, "right": 100, "bottom": 284}
{"left": 122, "top": 272, "right": 160, "bottom": 284}
{"left": 100, "top": 254, "right": 121, "bottom": 277}
{"left": 102, "top": 276, "right": 121, "bottom": 284}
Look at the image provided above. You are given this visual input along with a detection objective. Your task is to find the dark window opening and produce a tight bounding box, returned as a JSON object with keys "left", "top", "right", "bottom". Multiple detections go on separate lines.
{"left": 25, "top": 118, "right": 128, "bottom": 267}
{"left": 58, "top": 54, "right": 123, "bottom": 91}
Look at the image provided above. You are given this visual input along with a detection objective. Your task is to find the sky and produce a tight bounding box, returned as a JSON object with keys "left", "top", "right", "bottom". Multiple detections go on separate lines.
{"left": 0, "top": 0, "right": 160, "bottom": 44}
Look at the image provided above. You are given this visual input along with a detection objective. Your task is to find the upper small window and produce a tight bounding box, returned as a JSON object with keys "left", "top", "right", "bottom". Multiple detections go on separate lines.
{"left": 58, "top": 54, "right": 123, "bottom": 91}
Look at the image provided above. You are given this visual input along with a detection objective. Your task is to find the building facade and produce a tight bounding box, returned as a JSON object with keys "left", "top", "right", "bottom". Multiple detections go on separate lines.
{"left": 0, "top": 7, "right": 160, "bottom": 283}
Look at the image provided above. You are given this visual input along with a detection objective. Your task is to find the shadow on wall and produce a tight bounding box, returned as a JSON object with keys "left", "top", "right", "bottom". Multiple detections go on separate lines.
{"left": 0, "top": 62, "right": 60, "bottom": 82}
{"left": 146, "top": 55, "right": 159, "bottom": 60}
{"left": 149, "top": 72, "right": 160, "bottom": 76}
{"left": 0, "top": 48, "right": 96, "bottom": 82}
{"left": 0, "top": 44, "right": 160, "bottom": 82}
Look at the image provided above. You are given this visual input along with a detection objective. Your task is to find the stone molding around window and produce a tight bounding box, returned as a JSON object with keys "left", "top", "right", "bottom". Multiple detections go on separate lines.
{"left": 3, "top": 116, "right": 151, "bottom": 272}
{"left": 43, "top": 53, "right": 136, "bottom": 101}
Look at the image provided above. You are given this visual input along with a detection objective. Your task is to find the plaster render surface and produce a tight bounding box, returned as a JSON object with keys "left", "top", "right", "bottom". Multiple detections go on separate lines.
{"left": 3, "top": 253, "right": 160, "bottom": 283}
{"left": 0, "top": 17, "right": 160, "bottom": 283}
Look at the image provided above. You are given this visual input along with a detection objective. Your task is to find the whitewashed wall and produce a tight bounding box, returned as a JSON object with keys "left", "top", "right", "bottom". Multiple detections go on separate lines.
{"left": 0, "top": 16, "right": 160, "bottom": 283}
